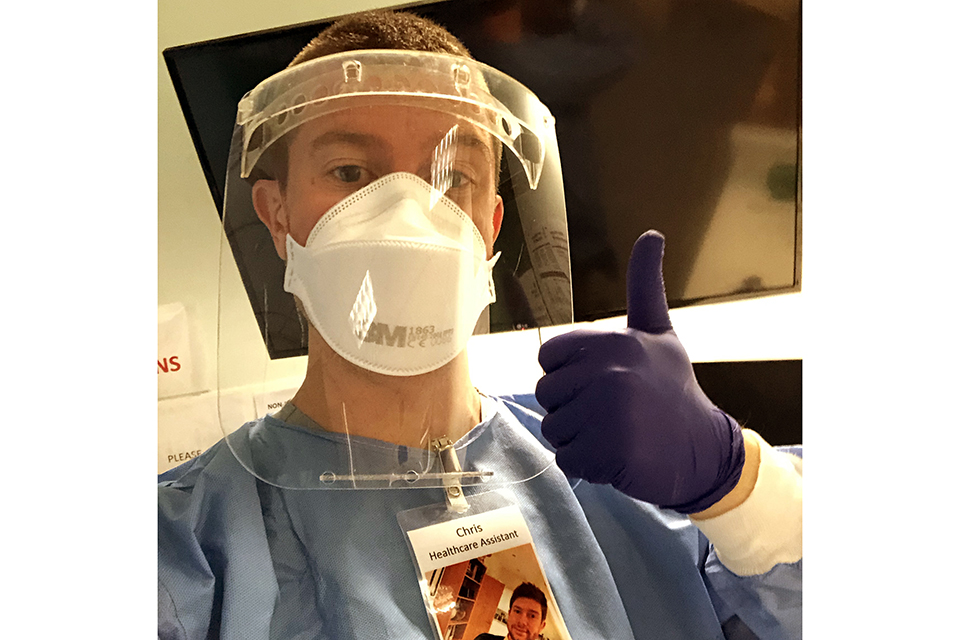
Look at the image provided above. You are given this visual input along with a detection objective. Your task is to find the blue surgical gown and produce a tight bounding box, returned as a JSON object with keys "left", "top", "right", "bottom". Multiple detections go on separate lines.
{"left": 158, "top": 395, "right": 801, "bottom": 639}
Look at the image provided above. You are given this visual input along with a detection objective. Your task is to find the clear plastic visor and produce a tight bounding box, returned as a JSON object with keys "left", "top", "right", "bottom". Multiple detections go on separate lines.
{"left": 238, "top": 50, "right": 554, "bottom": 190}
{"left": 217, "top": 52, "right": 572, "bottom": 492}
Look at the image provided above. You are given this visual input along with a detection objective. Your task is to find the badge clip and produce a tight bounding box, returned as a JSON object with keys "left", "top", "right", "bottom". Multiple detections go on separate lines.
{"left": 432, "top": 437, "right": 469, "bottom": 513}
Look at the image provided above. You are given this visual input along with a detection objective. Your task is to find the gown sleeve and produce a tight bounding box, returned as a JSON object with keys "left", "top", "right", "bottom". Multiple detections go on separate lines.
{"left": 158, "top": 442, "right": 279, "bottom": 640}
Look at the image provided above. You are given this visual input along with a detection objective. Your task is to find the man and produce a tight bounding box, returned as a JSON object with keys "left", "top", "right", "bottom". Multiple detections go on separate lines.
{"left": 159, "top": 9, "right": 801, "bottom": 640}
{"left": 474, "top": 582, "right": 549, "bottom": 640}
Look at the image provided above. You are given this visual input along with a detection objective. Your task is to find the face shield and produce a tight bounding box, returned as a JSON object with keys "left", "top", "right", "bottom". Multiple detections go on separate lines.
{"left": 217, "top": 49, "right": 571, "bottom": 492}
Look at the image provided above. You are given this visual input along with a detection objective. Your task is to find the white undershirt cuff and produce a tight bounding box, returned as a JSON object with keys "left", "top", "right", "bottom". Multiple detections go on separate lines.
{"left": 691, "top": 429, "right": 803, "bottom": 576}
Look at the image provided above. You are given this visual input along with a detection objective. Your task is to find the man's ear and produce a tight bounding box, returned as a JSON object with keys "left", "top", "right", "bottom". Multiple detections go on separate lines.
{"left": 491, "top": 194, "right": 504, "bottom": 245}
{"left": 251, "top": 179, "right": 288, "bottom": 260}
{"left": 483, "top": 195, "right": 505, "bottom": 260}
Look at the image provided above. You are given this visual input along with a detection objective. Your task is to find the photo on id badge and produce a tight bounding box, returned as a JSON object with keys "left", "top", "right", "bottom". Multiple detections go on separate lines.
{"left": 425, "top": 544, "right": 572, "bottom": 640}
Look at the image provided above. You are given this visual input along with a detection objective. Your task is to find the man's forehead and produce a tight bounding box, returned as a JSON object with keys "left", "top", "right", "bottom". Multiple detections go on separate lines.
{"left": 512, "top": 597, "right": 542, "bottom": 612}
{"left": 284, "top": 109, "right": 496, "bottom": 175}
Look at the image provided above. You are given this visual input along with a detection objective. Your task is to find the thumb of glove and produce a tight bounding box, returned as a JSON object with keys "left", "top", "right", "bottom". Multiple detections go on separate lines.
{"left": 626, "top": 230, "right": 672, "bottom": 335}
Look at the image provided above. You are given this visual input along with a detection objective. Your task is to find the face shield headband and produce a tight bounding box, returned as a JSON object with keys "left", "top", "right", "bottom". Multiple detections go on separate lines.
{"left": 237, "top": 50, "right": 554, "bottom": 191}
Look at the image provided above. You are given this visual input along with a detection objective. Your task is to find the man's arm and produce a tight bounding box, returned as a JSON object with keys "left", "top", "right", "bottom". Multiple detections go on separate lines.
{"left": 533, "top": 231, "right": 801, "bottom": 637}
{"left": 690, "top": 429, "right": 761, "bottom": 520}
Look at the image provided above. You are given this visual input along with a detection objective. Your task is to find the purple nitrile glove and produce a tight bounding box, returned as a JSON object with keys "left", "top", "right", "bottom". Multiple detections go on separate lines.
{"left": 535, "top": 230, "right": 744, "bottom": 513}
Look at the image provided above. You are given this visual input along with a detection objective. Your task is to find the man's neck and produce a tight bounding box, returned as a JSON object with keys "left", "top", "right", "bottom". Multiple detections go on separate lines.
{"left": 289, "top": 327, "right": 482, "bottom": 448}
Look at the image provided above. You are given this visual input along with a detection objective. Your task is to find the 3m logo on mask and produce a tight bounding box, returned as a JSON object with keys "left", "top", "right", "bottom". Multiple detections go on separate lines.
{"left": 363, "top": 323, "right": 454, "bottom": 349}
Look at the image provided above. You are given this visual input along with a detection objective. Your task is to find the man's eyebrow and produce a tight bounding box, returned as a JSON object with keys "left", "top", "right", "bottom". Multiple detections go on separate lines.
{"left": 309, "top": 130, "right": 384, "bottom": 151}
{"left": 452, "top": 130, "right": 495, "bottom": 157}
{"left": 308, "top": 127, "right": 494, "bottom": 160}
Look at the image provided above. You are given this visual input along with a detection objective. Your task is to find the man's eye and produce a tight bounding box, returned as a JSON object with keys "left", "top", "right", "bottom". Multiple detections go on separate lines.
{"left": 332, "top": 165, "right": 364, "bottom": 183}
{"left": 448, "top": 170, "right": 474, "bottom": 189}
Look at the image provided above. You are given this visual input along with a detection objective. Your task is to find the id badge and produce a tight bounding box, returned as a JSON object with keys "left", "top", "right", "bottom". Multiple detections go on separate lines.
{"left": 398, "top": 490, "right": 572, "bottom": 640}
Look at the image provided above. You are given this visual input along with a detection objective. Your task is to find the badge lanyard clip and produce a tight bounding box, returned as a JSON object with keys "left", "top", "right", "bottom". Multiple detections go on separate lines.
{"left": 432, "top": 437, "right": 469, "bottom": 513}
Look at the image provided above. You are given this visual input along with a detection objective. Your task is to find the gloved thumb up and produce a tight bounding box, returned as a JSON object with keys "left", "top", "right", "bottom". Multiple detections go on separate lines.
{"left": 536, "top": 230, "right": 744, "bottom": 513}
{"left": 625, "top": 230, "right": 672, "bottom": 334}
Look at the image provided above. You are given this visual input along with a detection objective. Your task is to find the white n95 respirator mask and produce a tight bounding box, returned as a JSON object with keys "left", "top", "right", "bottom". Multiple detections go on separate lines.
{"left": 283, "top": 172, "right": 500, "bottom": 377}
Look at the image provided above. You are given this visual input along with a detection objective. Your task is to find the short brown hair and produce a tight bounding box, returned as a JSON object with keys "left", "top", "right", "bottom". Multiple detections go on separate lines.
{"left": 288, "top": 10, "right": 471, "bottom": 66}
{"left": 510, "top": 582, "right": 548, "bottom": 620}
{"left": 252, "top": 10, "right": 478, "bottom": 185}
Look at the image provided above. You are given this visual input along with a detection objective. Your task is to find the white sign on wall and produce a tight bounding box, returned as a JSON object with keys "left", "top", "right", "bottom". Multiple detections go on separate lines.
{"left": 254, "top": 386, "right": 300, "bottom": 419}
{"left": 158, "top": 390, "right": 257, "bottom": 474}
{"left": 158, "top": 302, "right": 205, "bottom": 398}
